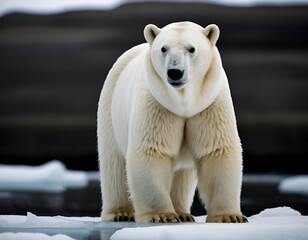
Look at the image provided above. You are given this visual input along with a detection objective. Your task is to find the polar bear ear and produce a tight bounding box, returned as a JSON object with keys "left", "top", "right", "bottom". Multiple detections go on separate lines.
{"left": 203, "top": 24, "right": 220, "bottom": 46}
{"left": 144, "top": 24, "right": 161, "bottom": 45}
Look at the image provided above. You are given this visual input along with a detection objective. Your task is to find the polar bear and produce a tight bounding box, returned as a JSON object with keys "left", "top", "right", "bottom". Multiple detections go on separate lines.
{"left": 97, "top": 21, "right": 247, "bottom": 223}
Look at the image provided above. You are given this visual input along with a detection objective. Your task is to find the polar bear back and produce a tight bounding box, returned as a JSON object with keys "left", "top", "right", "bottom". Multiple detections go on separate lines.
{"left": 111, "top": 43, "right": 149, "bottom": 156}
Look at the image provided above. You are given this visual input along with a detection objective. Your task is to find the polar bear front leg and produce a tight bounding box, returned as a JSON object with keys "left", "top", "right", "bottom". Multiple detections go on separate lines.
{"left": 196, "top": 147, "right": 248, "bottom": 223}
{"left": 125, "top": 87, "right": 185, "bottom": 223}
{"left": 170, "top": 168, "right": 197, "bottom": 222}
{"left": 127, "top": 149, "right": 181, "bottom": 223}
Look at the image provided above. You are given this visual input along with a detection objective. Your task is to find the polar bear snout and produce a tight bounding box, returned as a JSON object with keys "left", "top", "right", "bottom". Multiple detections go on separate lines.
{"left": 167, "top": 69, "right": 186, "bottom": 88}
{"left": 168, "top": 69, "right": 184, "bottom": 81}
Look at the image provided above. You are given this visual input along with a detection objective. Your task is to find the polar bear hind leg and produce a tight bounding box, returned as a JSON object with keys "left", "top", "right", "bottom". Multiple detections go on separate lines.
{"left": 98, "top": 83, "right": 134, "bottom": 221}
{"left": 98, "top": 44, "right": 147, "bottom": 222}
{"left": 99, "top": 147, "right": 134, "bottom": 222}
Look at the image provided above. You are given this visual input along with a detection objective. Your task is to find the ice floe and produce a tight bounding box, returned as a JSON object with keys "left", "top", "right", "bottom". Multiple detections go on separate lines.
{"left": 0, "top": 161, "right": 88, "bottom": 193}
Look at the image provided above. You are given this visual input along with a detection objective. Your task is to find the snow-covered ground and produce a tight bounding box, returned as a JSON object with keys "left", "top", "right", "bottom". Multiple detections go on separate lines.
{"left": 112, "top": 207, "right": 308, "bottom": 240}
{"left": 0, "top": 207, "right": 307, "bottom": 240}
{"left": 0, "top": 161, "right": 88, "bottom": 193}
{"left": 1, "top": 0, "right": 308, "bottom": 17}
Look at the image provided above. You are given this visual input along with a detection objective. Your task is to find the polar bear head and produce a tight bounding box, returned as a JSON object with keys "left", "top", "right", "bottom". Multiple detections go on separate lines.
{"left": 144, "top": 22, "right": 223, "bottom": 117}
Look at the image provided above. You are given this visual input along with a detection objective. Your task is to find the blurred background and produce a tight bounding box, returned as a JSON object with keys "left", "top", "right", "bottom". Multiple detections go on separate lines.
{"left": 0, "top": 0, "right": 307, "bottom": 219}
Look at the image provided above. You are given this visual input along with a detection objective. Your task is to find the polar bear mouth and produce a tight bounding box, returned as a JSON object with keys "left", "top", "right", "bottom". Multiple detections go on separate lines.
{"left": 169, "top": 81, "right": 185, "bottom": 88}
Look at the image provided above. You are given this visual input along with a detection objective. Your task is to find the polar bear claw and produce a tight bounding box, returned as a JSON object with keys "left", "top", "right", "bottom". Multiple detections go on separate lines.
{"left": 177, "top": 212, "right": 195, "bottom": 222}
{"left": 102, "top": 209, "right": 135, "bottom": 222}
{"left": 207, "top": 214, "right": 248, "bottom": 223}
{"left": 138, "top": 212, "right": 181, "bottom": 223}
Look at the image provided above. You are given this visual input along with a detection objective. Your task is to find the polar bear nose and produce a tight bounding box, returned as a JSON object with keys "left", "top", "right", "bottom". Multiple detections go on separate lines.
{"left": 167, "top": 69, "right": 184, "bottom": 81}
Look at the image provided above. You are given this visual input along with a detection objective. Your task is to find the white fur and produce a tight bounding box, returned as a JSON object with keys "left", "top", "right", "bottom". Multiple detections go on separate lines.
{"left": 97, "top": 22, "right": 244, "bottom": 223}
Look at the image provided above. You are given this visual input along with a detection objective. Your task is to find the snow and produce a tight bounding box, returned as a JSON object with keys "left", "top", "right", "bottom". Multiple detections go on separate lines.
{"left": 0, "top": 161, "right": 88, "bottom": 193}
{"left": 112, "top": 207, "right": 308, "bottom": 240}
{"left": 252, "top": 206, "right": 301, "bottom": 217}
{"left": 1, "top": 0, "right": 308, "bottom": 17}
{"left": 0, "top": 232, "right": 75, "bottom": 240}
{"left": 279, "top": 175, "right": 308, "bottom": 196}
{"left": 0, "top": 207, "right": 307, "bottom": 240}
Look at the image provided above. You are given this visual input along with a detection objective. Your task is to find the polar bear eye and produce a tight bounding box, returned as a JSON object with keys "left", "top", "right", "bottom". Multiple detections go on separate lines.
{"left": 188, "top": 47, "right": 195, "bottom": 53}
{"left": 161, "top": 47, "right": 167, "bottom": 53}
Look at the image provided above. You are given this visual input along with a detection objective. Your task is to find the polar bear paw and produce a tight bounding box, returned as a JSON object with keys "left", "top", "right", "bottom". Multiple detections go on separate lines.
{"left": 206, "top": 214, "right": 248, "bottom": 223}
{"left": 102, "top": 209, "right": 135, "bottom": 222}
{"left": 138, "top": 212, "right": 182, "bottom": 223}
{"left": 177, "top": 212, "right": 195, "bottom": 222}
